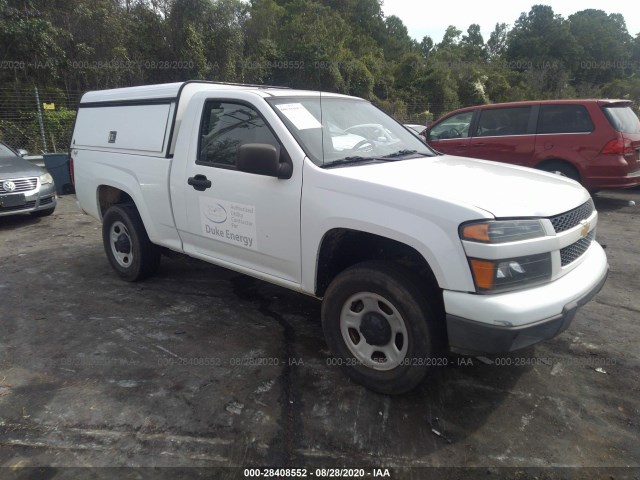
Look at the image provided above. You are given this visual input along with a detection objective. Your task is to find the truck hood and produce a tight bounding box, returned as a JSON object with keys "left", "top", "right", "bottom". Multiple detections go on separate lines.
{"left": 330, "top": 155, "right": 590, "bottom": 218}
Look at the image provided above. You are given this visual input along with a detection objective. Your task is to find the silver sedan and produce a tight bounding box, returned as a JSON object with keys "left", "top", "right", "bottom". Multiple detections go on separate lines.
{"left": 0, "top": 142, "right": 57, "bottom": 217}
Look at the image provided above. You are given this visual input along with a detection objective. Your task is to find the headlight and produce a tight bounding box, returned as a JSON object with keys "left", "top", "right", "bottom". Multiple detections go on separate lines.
{"left": 468, "top": 253, "right": 551, "bottom": 293}
{"left": 461, "top": 219, "right": 550, "bottom": 293}
{"left": 39, "top": 173, "right": 54, "bottom": 185}
{"left": 461, "top": 220, "right": 545, "bottom": 243}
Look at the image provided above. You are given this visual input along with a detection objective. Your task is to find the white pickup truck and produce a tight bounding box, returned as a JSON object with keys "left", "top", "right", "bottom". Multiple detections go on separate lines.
{"left": 71, "top": 81, "right": 609, "bottom": 394}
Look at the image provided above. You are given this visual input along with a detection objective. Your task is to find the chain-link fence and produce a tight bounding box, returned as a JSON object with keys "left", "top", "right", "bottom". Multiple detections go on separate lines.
{"left": 376, "top": 101, "right": 459, "bottom": 127}
{"left": 0, "top": 87, "right": 81, "bottom": 154}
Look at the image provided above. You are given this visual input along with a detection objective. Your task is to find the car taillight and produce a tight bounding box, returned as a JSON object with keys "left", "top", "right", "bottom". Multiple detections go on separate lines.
{"left": 69, "top": 154, "right": 75, "bottom": 185}
{"left": 600, "top": 137, "right": 634, "bottom": 155}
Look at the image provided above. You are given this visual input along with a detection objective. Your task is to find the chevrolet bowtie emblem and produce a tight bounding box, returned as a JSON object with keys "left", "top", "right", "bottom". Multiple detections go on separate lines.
{"left": 579, "top": 220, "right": 590, "bottom": 238}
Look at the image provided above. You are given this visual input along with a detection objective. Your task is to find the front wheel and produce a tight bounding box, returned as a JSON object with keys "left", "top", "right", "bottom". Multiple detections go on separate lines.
{"left": 321, "top": 261, "right": 443, "bottom": 394}
{"left": 102, "top": 204, "right": 160, "bottom": 282}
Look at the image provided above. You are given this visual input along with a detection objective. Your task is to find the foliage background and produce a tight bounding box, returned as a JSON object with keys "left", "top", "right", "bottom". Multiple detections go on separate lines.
{"left": 1, "top": 0, "right": 639, "bottom": 151}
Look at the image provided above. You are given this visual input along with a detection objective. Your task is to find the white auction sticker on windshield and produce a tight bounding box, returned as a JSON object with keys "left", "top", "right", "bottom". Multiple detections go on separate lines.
{"left": 276, "top": 103, "right": 321, "bottom": 130}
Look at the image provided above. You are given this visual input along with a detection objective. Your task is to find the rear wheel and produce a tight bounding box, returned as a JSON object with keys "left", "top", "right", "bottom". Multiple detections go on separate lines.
{"left": 537, "top": 161, "right": 580, "bottom": 183}
{"left": 102, "top": 204, "right": 160, "bottom": 282}
{"left": 321, "top": 261, "right": 443, "bottom": 394}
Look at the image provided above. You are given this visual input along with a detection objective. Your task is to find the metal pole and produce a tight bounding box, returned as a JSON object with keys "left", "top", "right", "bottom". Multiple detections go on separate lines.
{"left": 35, "top": 87, "right": 48, "bottom": 152}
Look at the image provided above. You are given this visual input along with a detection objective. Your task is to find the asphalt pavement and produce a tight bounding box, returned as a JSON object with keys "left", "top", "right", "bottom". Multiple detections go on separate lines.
{"left": 0, "top": 191, "right": 638, "bottom": 479}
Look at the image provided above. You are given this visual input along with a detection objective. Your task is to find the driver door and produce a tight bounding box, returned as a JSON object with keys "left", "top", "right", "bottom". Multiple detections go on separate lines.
{"left": 427, "top": 110, "right": 475, "bottom": 156}
{"left": 180, "top": 98, "right": 302, "bottom": 284}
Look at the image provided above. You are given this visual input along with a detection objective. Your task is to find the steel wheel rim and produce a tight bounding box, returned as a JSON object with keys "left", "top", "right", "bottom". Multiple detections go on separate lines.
{"left": 110, "top": 221, "right": 133, "bottom": 268}
{"left": 340, "top": 292, "right": 409, "bottom": 371}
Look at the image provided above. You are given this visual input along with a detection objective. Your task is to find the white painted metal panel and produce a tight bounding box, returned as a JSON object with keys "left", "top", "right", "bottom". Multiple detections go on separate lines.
{"left": 73, "top": 104, "right": 172, "bottom": 153}
{"left": 80, "top": 82, "right": 182, "bottom": 103}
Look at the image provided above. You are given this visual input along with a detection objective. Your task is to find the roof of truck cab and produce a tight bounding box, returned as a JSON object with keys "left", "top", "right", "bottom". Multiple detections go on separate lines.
{"left": 80, "top": 81, "right": 357, "bottom": 104}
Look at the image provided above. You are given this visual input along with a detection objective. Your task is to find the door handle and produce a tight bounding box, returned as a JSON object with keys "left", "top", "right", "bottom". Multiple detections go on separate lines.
{"left": 187, "top": 174, "right": 212, "bottom": 191}
{"left": 474, "top": 142, "right": 486, "bottom": 146}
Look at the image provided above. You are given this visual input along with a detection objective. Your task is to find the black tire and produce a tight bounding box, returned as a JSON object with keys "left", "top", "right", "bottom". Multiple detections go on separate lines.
{"left": 537, "top": 161, "right": 580, "bottom": 183}
{"left": 30, "top": 207, "right": 55, "bottom": 218}
{"left": 321, "top": 261, "right": 443, "bottom": 395}
{"left": 102, "top": 204, "right": 160, "bottom": 282}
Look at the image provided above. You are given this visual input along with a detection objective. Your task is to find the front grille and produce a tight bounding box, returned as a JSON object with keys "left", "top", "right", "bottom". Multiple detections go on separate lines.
{"left": 560, "top": 230, "right": 595, "bottom": 266}
{"left": 0, "top": 200, "right": 36, "bottom": 213}
{"left": 549, "top": 199, "right": 595, "bottom": 233}
{"left": 0, "top": 177, "right": 38, "bottom": 193}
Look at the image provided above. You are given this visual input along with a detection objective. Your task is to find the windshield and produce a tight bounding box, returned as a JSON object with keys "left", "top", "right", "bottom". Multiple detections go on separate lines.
{"left": 267, "top": 96, "right": 434, "bottom": 167}
{"left": 0, "top": 142, "right": 18, "bottom": 157}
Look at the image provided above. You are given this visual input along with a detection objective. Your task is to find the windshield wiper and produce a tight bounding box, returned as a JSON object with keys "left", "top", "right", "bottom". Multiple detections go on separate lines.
{"left": 381, "top": 149, "right": 431, "bottom": 158}
{"left": 322, "top": 156, "right": 382, "bottom": 168}
{"left": 323, "top": 150, "right": 432, "bottom": 168}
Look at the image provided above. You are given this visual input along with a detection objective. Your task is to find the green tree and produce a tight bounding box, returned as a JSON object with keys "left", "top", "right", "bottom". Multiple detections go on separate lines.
{"left": 0, "top": 1, "right": 67, "bottom": 86}
{"left": 270, "top": 0, "right": 350, "bottom": 91}
{"left": 438, "top": 25, "right": 462, "bottom": 49}
{"left": 487, "top": 23, "right": 509, "bottom": 59}
{"left": 125, "top": 3, "right": 172, "bottom": 84}
{"left": 461, "top": 24, "right": 486, "bottom": 62}
{"left": 381, "top": 15, "right": 415, "bottom": 60}
{"left": 165, "top": 0, "right": 214, "bottom": 80}
{"left": 420, "top": 35, "right": 433, "bottom": 58}
{"left": 243, "top": 0, "right": 285, "bottom": 83}
{"left": 206, "top": 0, "right": 248, "bottom": 81}
{"left": 506, "top": 5, "right": 579, "bottom": 96}
{"left": 569, "top": 9, "right": 632, "bottom": 84}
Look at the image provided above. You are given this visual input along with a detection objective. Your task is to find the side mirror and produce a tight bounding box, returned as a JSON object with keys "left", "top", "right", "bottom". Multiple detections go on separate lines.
{"left": 237, "top": 144, "right": 293, "bottom": 179}
{"left": 424, "top": 128, "right": 433, "bottom": 141}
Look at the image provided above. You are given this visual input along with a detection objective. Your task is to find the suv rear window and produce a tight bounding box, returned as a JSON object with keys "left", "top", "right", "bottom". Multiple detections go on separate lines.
{"left": 537, "top": 105, "right": 594, "bottom": 134}
{"left": 602, "top": 105, "right": 640, "bottom": 134}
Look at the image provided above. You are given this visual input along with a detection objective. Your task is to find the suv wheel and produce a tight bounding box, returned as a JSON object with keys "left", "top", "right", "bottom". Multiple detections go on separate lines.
{"left": 538, "top": 161, "right": 580, "bottom": 183}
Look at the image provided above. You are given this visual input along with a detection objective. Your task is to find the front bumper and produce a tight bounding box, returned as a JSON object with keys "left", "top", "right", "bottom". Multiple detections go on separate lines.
{"left": 444, "top": 241, "right": 609, "bottom": 355}
{"left": 0, "top": 182, "right": 57, "bottom": 217}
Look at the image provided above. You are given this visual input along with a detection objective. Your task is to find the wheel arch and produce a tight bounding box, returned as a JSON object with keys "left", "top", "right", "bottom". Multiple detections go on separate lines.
{"left": 97, "top": 184, "right": 135, "bottom": 218}
{"left": 315, "top": 228, "right": 444, "bottom": 314}
{"left": 95, "top": 183, "right": 160, "bottom": 243}
{"left": 535, "top": 158, "right": 582, "bottom": 182}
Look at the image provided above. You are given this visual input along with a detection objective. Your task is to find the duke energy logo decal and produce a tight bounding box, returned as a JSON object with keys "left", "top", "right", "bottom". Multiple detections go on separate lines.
{"left": 204, "top": 203, "right": 227, "bottom": 223}
{"left": 199, "top": 197, "right": 257, "bottom": 250}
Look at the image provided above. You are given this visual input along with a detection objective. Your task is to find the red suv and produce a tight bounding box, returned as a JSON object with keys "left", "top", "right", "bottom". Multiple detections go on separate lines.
{"left": 425, "top": 100, "right": 640, "bottom": 190}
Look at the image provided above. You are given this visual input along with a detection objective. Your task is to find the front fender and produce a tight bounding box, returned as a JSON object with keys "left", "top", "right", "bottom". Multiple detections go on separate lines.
{"left": 301, "top": 188, "right": 482, "bottom": 295}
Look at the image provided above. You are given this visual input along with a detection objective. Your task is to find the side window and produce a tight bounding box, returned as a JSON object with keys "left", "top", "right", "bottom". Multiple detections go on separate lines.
{"left": 428, "top": 111, "right": 474, "bottom": 141}
{"left": 198, "top": 101, "right": 279, "bottom": 167}
{"left": 476, "top": 107, "right": 532, "bottom": 137}
{"left": 537, "top": 105, "right": 594, "bottom": 134}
